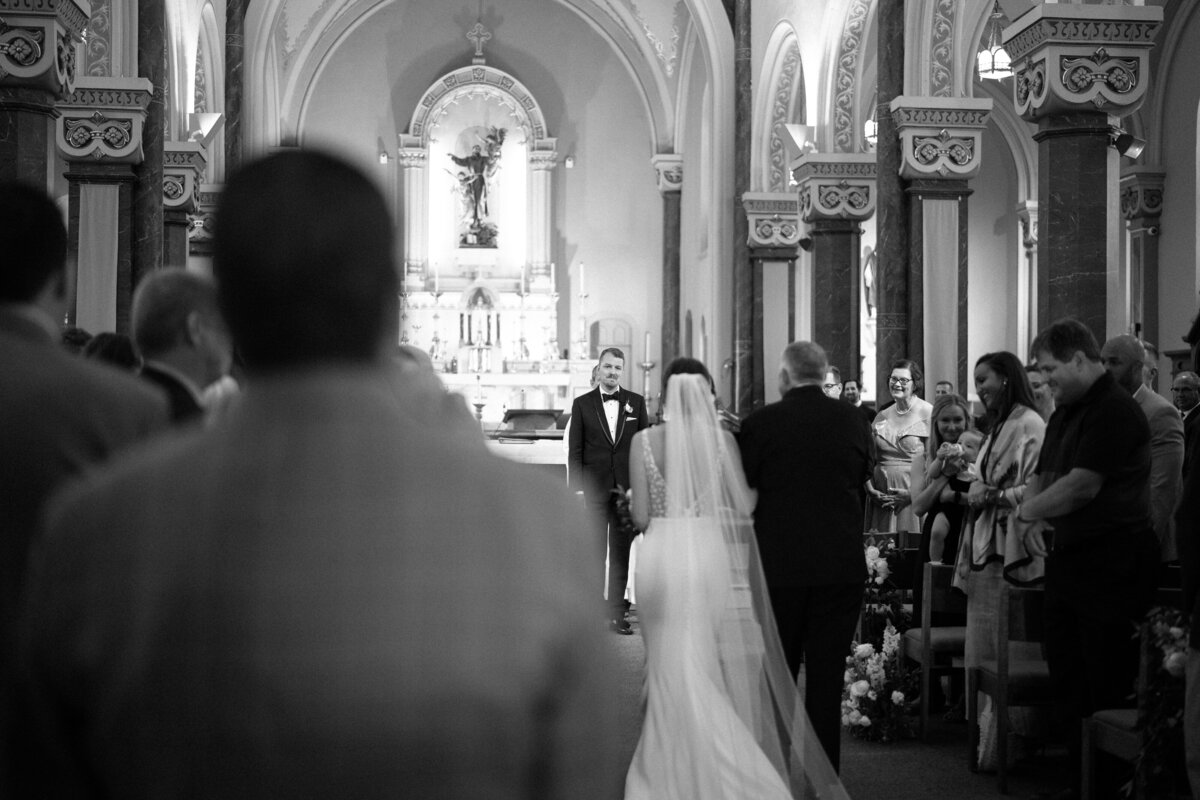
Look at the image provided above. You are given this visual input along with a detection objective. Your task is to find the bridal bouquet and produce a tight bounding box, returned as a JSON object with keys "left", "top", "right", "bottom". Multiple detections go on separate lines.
{"left": 840, "top": 623, "right": 916, "bottom": 743}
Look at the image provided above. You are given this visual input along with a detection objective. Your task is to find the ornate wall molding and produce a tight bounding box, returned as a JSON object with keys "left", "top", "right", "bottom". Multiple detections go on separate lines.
{"left": 0, "top": 0, "right": 88, "bottom": 97}
{"left": 83, "top": 0, "right": 110, "bottom": 77}
{"left": 768, "top": 39, "right": 802, "bottom": 192}
{"left": 1005, "top": 4, "right": 1162, "bottom": 121}
{"left": 55, "top": 76, "right": 151, "bottom": 163}
{"left": 163, "top": 142, "right": 207, "bottom": 212}
{"left": 891, "top": 96, "right": 991, "bottom": 180}
{"left": 742, "top": 192, "right": 800, "bottom": 249}
{"left": 792, "top": 153, "right": 876, "bottom": 222}
{"left": 929, "top": 0, "right": 954, "bottom": 99}
{"left": 651, "top": 153, "right": 682, "bottom": 193}
{"left": 408, "top": 64, "right": 547, "bottom": 145}
{"left": 831, "top": 0, "right": 869, "bottom": 153}
{"left": 1119, "top": 167, "right": 1164, "bottom": 221}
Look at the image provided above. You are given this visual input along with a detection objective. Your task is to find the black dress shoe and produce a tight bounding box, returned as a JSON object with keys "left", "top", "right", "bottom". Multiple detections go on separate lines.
{"left": 610, "top": 617, "right": 633, "bottom": 635}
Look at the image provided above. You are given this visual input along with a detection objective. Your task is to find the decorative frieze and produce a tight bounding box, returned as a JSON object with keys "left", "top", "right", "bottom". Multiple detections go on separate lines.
{"left": 0, "top": 0, "right": 88, "bottom": 97}
{"left": 163, "top": 142, "right": 206, "bottom": 212}
{"left": 791, "top": 153, "right": 876, "bottom": 222}
{"left": 890, "top": 96, "right": 991, "bottom": 180}
{"left": 55, "top": 76, "right": 152, "bottom": 162}
{"left": 651, "top": 153, "right": 682, "bottom": 194}
{"left": 1004, "top": 4, "right": 1162, "bottom": 121}
{"left": 1119, "top": 167, "right": 1164, "bottom": 222}
{"left": 742, "top": 192, "right": 800, "bottom": 248}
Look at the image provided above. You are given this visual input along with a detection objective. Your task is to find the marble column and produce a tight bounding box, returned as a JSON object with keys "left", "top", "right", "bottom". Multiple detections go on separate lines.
{"left": 398, "top": 135, "right": 428, "bottom": 289}
{"left": 893, "top": 97, "right": 991, "bottom": 393}
{"left": 163, "top": 142, "right": 207, "bottom": 269}
{"left": 874, "top": 0, "right": 909, "bottom": 409}
{"left": 732, "top": 0, "right": 752, "bottom": 414}
{"left": 1005, "top": 3, "right": 1162, "bottom": 342}
{"left": 134, "top": 0, "right": 166, "bottom": 290}
{"left": 527, "top": 140, "right": 558, "bottom": 288}
{"left": 1016, "top": 201, "right": 1039, "bottom": 361}
{"left": 0, "top": 0, "right": 88, "bottom": 183}
{"left": 55, "top": 77, "right": 152, "bottom": 333}
{"left": 793, "top": 154, "right": 876, "bottom": 384}
{"left": 653, "top": 154, "right": 683, "bottom": 368}
{"left": 1120, "top": 167, "right": 1164, "bottom": 347}
{"left": 225, "top": 0, "right": 248, "bottom": 174}
{"left": 743, "top": 193, "right": 801, "bottom": 409}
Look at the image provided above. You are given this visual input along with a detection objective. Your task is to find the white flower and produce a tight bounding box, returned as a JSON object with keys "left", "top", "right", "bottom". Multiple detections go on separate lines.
{"left": 851, "top": 680, "right": 870, "bottom": 698}
{"left": 866, "top": 546, "right": 880, "bottom": 560}
{"left": 876, "top": 561, "right": 890, "bottom": 578}
{"left": 848, "top": 710, "right": 861, "bottom": 724}
{"left": 874, "top": 576, "right": 885, "bottom": 585}
{"left": 844, "top": 670, "right": 854, "bottom": 684}
{"left": 867, "top": 690, "right": 877, "bottom": 701}
{"left": 892, "top": 691, "right": 905, "bottom": 705}
{"left": 855, "top": 643, "right": 875, "bottom": 658}
{"left": 858, "top": 716, "right": 872, "bottom": 727}
{"left": 841, "top": 715, "right": 850, "bottom": 726}
{"left": 1165, "top": 651, "right": 1186, "bottom": 678}
{"left": 1169, "top": 626, "right": 1185, "bottom": 639}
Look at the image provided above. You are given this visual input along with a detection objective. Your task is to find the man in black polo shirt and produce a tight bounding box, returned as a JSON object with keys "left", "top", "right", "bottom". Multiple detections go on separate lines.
{"left": 1017, "top": 318, "right": 1158, "bottom": 800}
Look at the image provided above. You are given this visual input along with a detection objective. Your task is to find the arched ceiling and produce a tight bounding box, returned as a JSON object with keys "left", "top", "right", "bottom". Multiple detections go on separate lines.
{"left": 246, "top": 0, "right": 699, "bottom": 152}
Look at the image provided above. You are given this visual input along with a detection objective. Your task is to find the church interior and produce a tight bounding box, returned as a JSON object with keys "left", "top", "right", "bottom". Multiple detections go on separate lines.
{"left": 3, "top": 0, "right": 1198, "bottom": 418}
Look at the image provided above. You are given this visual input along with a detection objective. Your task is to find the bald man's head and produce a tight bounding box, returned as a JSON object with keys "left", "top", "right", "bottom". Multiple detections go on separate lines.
{"left": 1100, "top": 334, "right": 1145, "bottom": 395}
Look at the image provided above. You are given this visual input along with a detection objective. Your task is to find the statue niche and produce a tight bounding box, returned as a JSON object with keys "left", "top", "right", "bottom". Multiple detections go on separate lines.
{"left": 447, "top": 126, "right": 506, "bottom": 247}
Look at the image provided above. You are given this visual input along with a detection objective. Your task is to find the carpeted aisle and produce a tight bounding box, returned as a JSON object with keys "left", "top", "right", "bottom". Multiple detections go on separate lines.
{"left": 609, "top": 616, "right": 1071, "bottom": 800}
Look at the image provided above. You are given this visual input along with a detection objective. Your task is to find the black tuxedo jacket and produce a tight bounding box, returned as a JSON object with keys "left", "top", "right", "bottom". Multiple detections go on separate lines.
{"left": 739, "top": 385, "right": 873, "bottom": 588}
{"left": 567, "top": 386, "right": 649, "bottom": 502}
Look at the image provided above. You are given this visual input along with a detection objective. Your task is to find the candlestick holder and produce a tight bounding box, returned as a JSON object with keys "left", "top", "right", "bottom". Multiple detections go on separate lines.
{"left": 640, "top": 360, "right": 656, "bottom": 408}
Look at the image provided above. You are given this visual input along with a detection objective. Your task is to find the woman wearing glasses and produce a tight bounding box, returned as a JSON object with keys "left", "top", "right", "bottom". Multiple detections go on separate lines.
{"left": 865, "top": 359, "right": 933, "bottom": 533}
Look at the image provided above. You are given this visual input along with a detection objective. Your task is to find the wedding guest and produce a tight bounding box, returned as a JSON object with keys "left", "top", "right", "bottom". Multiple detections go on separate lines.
{"left": 1141, "top": 339, "right": 1162, "bottom": 393}
{"left": 82, "top": 332, "right": 140, "bottom": 372}
{"left": 934, "top": 380, "right": 954, "bottom": 397}
{"left": 823, "top": 365, "right": 843, "bottom": 398}
{"left": 1175, "top": 311, "right": 1200, "bottom": 800}
{"left": 1174, "top": 371, "right": 1200, "bottom": 422}
{"left": 1102, "top": 334, "right": 1183, "bottom": 562}
{"left": 1025, "top": 362, "right": 1055, "bottom": 422}
{"left": 1019, "top": 319, "right": 1158, "bottom": 800}
{"left": 0, "top": 181, "right": 167, "bottom": 786}
{"left": 951, "top": 351, "right": 1046, "bottom": 771}
{"left": 12, "top": 151, "right": 622, "bottom": 799}
{"left": 842, "top": 376, "right": 876, "bottom": 427}
{"left": 131, "top": 269, "right": 233, "bottom": 425}
{"left": 865, "top": 359, "right": 932, "bottom": 533}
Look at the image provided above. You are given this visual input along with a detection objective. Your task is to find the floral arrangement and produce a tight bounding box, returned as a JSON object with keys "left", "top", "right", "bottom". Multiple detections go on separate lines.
{"left": 840, "top": 623, "right": 917, "bottom": 742}
{"left": 611, "top": 486, "right": 639, "bottom": 540}
{"left": 1134, "top": 605, "right": 1190, "bottom": 797}
{"left": 861, "top": 536, "right": 911, "bottom": 644}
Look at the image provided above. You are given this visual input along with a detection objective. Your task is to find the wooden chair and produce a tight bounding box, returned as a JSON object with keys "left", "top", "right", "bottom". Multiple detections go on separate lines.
{"left": 1082, "top": 587, "right": 1185, "bottom": 800}
{"left": 967, "top": 584, "right": 1054, "bottom": 793}
{"left": 901, "top": 562, "right": 967, "bottom": 740}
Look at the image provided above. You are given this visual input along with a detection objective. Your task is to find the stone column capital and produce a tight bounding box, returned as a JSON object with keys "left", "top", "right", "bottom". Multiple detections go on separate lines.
{"left": 0, "top": 0, "right": 89, "bottom": 98}
{"left": 55, "top": 76, "right": 153, "bottom": 163}
{"left": 187, "top": 183, "right": 222, "bottom": 256}
{"left": 1005, "top": 4, "right": 1162, "bottom": 122}
{"left": 1119, "top": 167, "right": 1164, "bottom": 221}
{"left": 741, "top": 192, "right": 800, "bottom": 249}
{"left": 650, "top": 153, "right": 682, "bottom": 194}
{"left": 163, "top": 142, "right": 207, "bottom": 213}
{"left": 791, "top": 153, "right": 876, "bottom": 223}
{"left": 889, "top": 96, "right": 991, "bottom": 181}
{"left": 530, "top": 137, "right": 558, "bottom": 171}
{"left": 397, "top": 133, "right": 426, "bottom": 168}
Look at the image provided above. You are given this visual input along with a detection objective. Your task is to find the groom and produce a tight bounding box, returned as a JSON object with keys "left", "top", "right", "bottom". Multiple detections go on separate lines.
{"left": 568, "top": 347, "right": 649, "bottom": 634}
{"left": 739, "top": 341, "right": 873, "bottom": 772}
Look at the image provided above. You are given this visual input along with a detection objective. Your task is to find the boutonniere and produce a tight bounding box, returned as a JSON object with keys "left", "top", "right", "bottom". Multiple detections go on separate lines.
{"left": 624, "top": 402, "right": 633, "bottom": 414}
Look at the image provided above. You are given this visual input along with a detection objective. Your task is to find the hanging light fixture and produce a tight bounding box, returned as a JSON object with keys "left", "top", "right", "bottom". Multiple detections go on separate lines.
{"left": 977, "top": 1, "right": 1012, "bottom": 81}
{"left": 863, "top": 91, "right": 878, "bottom": 149}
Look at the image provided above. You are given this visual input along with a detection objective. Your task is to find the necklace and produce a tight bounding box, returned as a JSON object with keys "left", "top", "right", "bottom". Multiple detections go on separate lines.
{"left": 894, "top": 401, "right": 913, "bottom": 416}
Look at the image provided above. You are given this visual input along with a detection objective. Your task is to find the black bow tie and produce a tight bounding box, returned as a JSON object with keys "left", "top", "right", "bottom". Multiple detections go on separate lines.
{"left": 601, "top": 393, "right": 619, "bottom": 403}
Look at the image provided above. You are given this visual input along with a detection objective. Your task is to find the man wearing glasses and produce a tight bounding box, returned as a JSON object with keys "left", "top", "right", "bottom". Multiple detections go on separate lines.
{"left": 1175, "top": 371, "right": 1200, "bottom": 475}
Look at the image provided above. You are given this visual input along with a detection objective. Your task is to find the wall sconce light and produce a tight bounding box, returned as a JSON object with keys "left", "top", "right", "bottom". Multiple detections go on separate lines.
{"left": 564, "top": 155, "right": 575, "bottom": 169}
{"left": 1110, "top": 128, "right": 1146, "bottom": 160}
{"left": 379, "top": 151, "right": 390, "bottom": 164}
{"left": 977, "top": 1, "right": 1013, "bottom": 81}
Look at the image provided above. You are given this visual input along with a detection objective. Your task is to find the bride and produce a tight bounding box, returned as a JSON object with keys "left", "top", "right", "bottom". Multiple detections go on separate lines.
{"left": 623, "top": 359, "right": 848, "bottom": 800}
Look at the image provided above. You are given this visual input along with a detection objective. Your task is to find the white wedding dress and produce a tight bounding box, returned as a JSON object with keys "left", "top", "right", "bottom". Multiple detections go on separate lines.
{"left": 623, "top": 375, "right": 848, "bottom": 800}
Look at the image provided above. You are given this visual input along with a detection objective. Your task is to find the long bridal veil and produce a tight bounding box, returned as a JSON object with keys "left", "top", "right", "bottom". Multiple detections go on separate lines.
{"left": 663, "top": 374, "right": 849, "bottom": 800}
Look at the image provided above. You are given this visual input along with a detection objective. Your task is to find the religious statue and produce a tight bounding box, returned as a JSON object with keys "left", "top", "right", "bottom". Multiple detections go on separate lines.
{"left": 448, "top": 126, "right": 506, "bottom": 247}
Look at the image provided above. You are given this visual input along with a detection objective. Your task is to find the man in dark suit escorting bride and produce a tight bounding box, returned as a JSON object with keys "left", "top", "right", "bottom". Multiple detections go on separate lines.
{"left": 739, "top": 340, "right": 874, "bottom": 773}
{"left": 568, "top": 347, "right": 649, "bottom": 634}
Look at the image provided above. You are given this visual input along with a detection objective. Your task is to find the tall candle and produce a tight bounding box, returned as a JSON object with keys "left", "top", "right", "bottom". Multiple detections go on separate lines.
{"left": 645, "top": 331, "right": 651, "bottom": 359}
